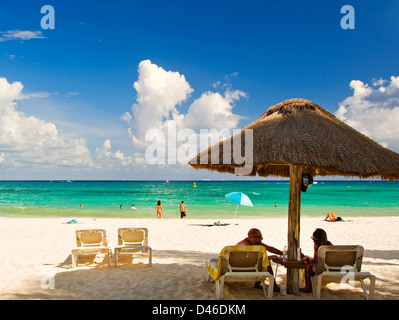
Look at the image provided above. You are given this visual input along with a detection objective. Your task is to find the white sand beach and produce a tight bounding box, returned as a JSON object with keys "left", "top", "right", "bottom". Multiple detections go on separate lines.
{"left": 0, "top": 216, "right": 398, "bottom": 300}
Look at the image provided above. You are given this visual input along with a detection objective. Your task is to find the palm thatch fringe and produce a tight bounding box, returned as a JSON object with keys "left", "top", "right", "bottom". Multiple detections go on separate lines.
{"left": 189, "top": 98, "right": 399, "bottom": 181}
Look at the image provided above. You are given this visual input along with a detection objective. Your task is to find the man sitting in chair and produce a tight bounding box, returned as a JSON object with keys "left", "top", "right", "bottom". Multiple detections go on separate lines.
{"left": 236, "top": 228, "right": 282, "bottom": 292}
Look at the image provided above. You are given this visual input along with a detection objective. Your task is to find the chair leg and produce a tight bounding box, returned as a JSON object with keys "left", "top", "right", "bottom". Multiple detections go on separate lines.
{"left": 316, "top": 275, "right": 322, "bottom": 299}
{"left": 360, "top": 280, "right": 368, "bottom": 300}
{"left": 368, "top": 275, "right": 375, "bottom": 300}
{"left": 310, "top": 276, "right": 315, "bottom": 298}
{"left": 149, "top": 248, "right": 152, "bottom": 267}
{"left": 215, "top": 280, "right": 221, "bottom": 299}
{"left": 311, "top": 275, "right": 322, "bottom": 299}
{"left": 360, "top": 276, "right": 375, "bottom": 300}
{"left": 115, "top": 249, "right": 119, "bottom": 267}
{"left": 215, "top": 278, "right": 224, "bottom": 300}
{"left": 264, "top": 275, "right": 274, "bottom": 300}
{"left": 72, "top": 252, "right": 77, "bottom": 268}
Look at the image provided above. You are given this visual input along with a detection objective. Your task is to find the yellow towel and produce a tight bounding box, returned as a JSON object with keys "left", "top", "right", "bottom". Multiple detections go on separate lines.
{"left": 207, "top": 245, "right": 270, "bottom": 280}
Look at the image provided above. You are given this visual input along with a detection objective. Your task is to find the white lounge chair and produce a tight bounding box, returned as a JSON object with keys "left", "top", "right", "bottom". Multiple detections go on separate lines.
{"left": 114, "top": 228, "right": 152, "bottom": 267}
{"left": 205, "top": 245, "right": 274, "bottom": 300}
{"left": 311, "top": 245, "right": 376, "bottom": 300}
{"left": 71, "top": 229, "right": 112, "bottom": 267}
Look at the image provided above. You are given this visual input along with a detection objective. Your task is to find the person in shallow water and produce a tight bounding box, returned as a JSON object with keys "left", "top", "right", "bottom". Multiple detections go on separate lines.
{"left": 156, "top": 200, "right": 163, "bottom": 219}
{"left": 179, "top": 201, "right": 186, "bottom": 219}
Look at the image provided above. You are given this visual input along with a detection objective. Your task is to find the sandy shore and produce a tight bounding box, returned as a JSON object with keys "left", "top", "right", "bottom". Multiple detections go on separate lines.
{"left": 0, "top": 216, "right": 398, "bottom": 300}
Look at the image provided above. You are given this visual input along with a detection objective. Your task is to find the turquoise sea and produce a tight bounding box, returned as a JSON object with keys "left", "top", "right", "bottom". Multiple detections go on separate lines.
{"left": 0, "top": 180, "right": 398, "bottom": 219}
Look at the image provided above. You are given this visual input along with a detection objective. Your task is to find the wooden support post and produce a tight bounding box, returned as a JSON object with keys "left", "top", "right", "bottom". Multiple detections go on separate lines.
{"left": 287, "top": 165, "right": 302, "bottom": 295}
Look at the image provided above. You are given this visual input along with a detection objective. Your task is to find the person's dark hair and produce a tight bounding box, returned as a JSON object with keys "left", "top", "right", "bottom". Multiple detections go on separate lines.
{"left": 336, "top": 216, "right": 342, "bottom": 221}
{"left": 157, "top": 200, "right": 161, "bottom": 205}
{"left": 313, "top": 228, "right": 329, "bottom": 246}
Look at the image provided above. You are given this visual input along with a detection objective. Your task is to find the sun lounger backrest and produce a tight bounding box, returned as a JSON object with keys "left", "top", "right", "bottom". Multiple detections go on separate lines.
{"left": 76, "top": 229, "right": 107, "bottom": 247}
{"left": 219, "top": 246, "right": 266, "bottom": 275}
{"left": 316, "top": 245, "right": 364, "bottom": 274}
{"left": 207, "top": 246, "right": 269, "bottom": 281}
{"left": 118, "top": 228, "right": 148, "bottom": 246}
{"left": 229, "top": 251, "right": 262, "bottom": 272}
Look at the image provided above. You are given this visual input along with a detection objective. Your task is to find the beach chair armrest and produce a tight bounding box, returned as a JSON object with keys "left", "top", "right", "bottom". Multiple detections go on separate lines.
{"left": 320, "top": 271, "right": 374, "bottom": 280}
{"left": 72, "top": 246, "right": 110, "bottom": 252}
{"left": 223, "top": 271, "right": 273, "bottom": 282}
{"left": 114, "top": 245, "right": 150, "bottom": 249}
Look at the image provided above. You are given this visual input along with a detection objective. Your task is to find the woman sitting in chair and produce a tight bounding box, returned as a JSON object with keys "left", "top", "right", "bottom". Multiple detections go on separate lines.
{"left": 300, "top": 228, "right": 332, "bottom": 293}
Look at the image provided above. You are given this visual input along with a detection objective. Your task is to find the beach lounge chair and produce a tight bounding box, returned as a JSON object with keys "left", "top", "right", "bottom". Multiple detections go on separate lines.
{"left": 311, "top": 245, "right": 375, "bottom": 300}
{"left": 71, "top": 229, "right": 112, "bottom": 267}
{"left": 205, "top": 245, "right": 274, "bottom": 300}
{"left": 114, "top": 228, "right": 152, "bottom": 267}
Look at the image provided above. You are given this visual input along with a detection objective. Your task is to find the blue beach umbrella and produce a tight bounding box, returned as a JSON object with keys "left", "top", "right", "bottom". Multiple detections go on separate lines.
{"left": 225, "top": 192, "right": 253, "bottom": 219}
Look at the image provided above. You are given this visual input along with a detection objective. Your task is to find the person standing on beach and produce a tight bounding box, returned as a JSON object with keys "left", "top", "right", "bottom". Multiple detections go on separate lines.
{"left": 179, "top": 201, "right": 186, "bottom": 219}
{"left": 156, "top": 201, "right": 163, "bottom": 219}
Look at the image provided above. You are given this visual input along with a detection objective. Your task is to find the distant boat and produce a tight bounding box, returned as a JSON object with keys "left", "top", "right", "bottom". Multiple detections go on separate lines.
{"left": 166, "top": 180, "right": 169, "bottom": 183}
{"left": 253, "top": 192, "right": 260, "bottom": 195}
{"left": 193, "top": 182, "right": 197, "bottom": 187}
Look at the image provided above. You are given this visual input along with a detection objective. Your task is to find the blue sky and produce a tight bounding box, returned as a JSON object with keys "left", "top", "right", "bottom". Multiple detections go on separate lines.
{"left": 1, "top": 0, "right": 399, "bottom": 180}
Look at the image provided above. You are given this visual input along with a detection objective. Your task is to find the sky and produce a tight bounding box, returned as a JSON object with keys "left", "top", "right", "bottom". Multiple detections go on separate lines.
{"left": 1, "top": 0, "right": 399, "bottom": 180}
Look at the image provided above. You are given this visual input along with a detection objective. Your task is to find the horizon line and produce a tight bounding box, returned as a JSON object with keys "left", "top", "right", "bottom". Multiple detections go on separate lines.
{"left": 0, "top": 179, "right": 389, "bottom": 182}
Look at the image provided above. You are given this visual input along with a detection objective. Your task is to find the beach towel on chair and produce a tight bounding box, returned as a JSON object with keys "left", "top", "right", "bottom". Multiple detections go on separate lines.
{"left": 207, "top": 245, "right": 270, "bottom": 281}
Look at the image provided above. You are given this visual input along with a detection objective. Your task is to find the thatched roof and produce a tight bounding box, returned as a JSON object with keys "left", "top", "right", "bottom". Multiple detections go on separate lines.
{"left": 189, "top": 98, "right": 399, "bottom": 180}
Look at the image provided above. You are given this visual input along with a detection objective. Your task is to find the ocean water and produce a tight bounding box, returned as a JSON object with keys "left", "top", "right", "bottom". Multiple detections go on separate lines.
{"left": 0, "top": 180, "right": 398, "bottom": 219}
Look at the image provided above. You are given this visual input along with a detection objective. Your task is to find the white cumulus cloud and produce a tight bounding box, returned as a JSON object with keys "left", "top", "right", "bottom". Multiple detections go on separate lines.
{"left": 123, "top": 60, "right": 246, "bottom": 166}
{"left": 185, "top": 90, "right": 245, "bottom": 131}
{"left": 95, "top": 139, "right": 133, "bottom": 168}
{"left": 127, "top": 60, "right": 194, "bottom": 144}
{"left": 336, "top": 76, "right": 399, "bottom": 152}
{"left": 0, "top": 77, "right": 93, "bottom": 169}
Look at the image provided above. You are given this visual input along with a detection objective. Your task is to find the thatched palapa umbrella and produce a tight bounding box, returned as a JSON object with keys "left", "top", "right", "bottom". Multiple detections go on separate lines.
{"left": 189, "top": 98, "right": 399, "bottom": 295}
